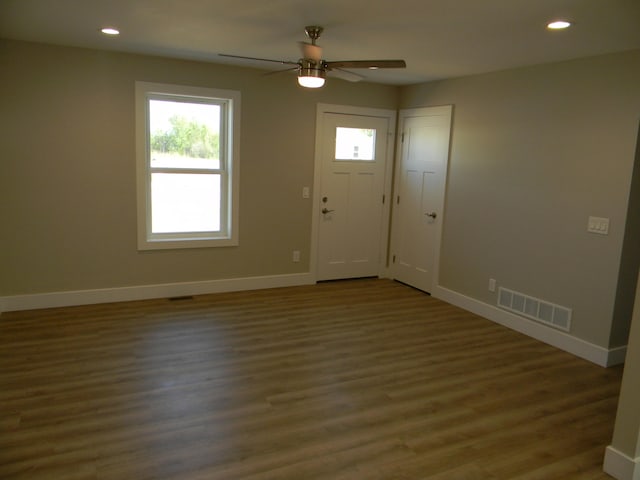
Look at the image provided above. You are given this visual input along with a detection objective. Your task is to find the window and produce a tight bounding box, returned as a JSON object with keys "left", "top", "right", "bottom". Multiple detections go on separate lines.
{"left": 334, "top": 127, "right": 376, "bottom": 161}
{"left": 135, "top": 82, "right": 240, "bottom": 249}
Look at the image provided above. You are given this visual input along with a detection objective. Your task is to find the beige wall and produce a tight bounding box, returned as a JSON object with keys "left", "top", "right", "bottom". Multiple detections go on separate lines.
{"left": 610, "top": 270, "right": 640, "bottom": 461}
{"left": 400, "top": 50, "right": 640, "bottom": 348}
{"left": 612, "top": 124, "right": 640, "bottom": 348}
{"left": 2, "top": 38, "right": 640, "bottom": 352}
{"left": 0, "top": 39, "right": 398, "bottom": 295}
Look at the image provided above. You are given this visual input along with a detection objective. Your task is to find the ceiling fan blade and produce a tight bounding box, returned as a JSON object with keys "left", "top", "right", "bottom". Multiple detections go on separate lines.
{"left": 263, "top": 67, "right": 299, "bottom": 77}
{"left": 325, "top": 60, "right": 407, "bottom": 69}
{"left": 328, "top": 68, "right": 365, "bottom": 83}
{"left": 299, "top": 42, "right": 323, "bottom": 62}
{"left": 219, "top": 53, "right": 300, "bottom": 67}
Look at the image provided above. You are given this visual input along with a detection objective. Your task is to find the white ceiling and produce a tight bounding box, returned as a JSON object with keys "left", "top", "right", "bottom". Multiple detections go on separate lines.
{"left": 1, "top": 0, "right": 639, "bottom": 85}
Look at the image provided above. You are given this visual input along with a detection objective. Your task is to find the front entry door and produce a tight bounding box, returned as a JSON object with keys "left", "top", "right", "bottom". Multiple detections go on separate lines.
{"left": 316, "top": 112, "right": 391, "bottom": 281}
{"left": 390, "top": 106, "right": 452, "bottom": 293}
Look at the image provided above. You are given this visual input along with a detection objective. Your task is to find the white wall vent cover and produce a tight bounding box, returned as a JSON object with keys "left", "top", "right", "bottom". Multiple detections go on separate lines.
{"left": 497, "top": 287, "right": 572, "bottom": 332}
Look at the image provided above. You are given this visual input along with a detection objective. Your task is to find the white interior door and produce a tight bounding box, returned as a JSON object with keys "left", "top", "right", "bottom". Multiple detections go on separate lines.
{"left": 390, "top": 106, "right": 452, "bottom": 293}
{"left": 316, "top": 111, "right": 391, "bottom": 281}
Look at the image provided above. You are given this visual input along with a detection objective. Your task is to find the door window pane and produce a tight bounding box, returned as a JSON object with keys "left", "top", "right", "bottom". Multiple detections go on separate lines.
{"left": 335, "top": 127, "right": 376, "bottom": 161}
{"left": 151, "top": 173, "right": 221, "bottom": 233}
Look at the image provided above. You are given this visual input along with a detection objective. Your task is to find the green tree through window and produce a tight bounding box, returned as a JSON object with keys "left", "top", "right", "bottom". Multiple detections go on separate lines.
{"left": 150, "top": 115, "right": 220, "bottom": 159}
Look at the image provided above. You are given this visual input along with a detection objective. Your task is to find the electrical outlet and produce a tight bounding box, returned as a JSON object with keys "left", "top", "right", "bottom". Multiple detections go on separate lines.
{"left": 488, "top": 278, "right": 496, "bottom": 292}
{"left": 302, "top": 187, "right": 310, "bottom": 199}
{"left": 292, "top": 250, "right": 300, "bottom": 262}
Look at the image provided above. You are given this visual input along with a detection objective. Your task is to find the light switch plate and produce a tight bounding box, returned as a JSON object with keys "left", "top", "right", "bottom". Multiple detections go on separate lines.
{"left": 587, "top": 216, "right": 609, "bottom": 235}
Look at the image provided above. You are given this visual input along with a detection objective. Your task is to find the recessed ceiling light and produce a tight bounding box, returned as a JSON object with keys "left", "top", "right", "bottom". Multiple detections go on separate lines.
{"left": 547, "top": 20, "right": 572, "bottom": 30}
{"left": 101, "top": 27, "right": 120, "bottom": 35}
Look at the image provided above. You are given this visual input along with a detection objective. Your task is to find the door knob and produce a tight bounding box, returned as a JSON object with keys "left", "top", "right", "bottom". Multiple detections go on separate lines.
{"left": 322, "top": 208, "right": 335, "bottom": 214}
{"left": 425, "top": 212, "right": 437, "bottom": 219}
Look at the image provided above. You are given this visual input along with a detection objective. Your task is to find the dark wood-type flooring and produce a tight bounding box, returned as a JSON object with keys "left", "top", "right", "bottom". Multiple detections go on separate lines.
{"left": 0, "top": 279, "right": 623, "bottom": 479}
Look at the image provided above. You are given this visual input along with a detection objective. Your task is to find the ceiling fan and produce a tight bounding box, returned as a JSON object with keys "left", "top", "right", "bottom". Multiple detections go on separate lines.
{"left": 220, "top": 26, "right": 406, "bottom": 88}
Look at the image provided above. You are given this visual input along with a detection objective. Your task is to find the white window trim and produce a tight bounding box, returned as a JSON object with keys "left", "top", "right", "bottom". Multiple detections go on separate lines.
{"left": 135, "top": 82, "right": 240, "bottom": 250}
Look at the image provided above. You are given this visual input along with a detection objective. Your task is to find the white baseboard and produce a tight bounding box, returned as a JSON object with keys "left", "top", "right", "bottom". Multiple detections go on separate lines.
{"left": 0, "top": 273, "right": 315, "bottom": 314}
{"left": 607, "top": 345, "right": 629, "bottom": 366}
{"left": 432, "top": 285, "right": 627, "bottom": 368}
{"left": 604, "top": 446, "right": 640, "bottom": 480}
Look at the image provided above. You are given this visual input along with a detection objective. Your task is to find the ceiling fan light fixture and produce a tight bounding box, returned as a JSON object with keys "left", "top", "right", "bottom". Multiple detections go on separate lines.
{"left": 297, "top": 60, "right": 326, "bottom": 88}
{"left": 298, "top": 75, "right": 325, "bottom": 88}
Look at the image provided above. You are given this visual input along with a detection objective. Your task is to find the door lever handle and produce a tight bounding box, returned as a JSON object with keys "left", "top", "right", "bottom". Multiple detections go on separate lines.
{"left": 322, "top": 208, "right": 335, "bottom": 214}
{"left": 425, "top": 212, "right": 437, "bottom": 219}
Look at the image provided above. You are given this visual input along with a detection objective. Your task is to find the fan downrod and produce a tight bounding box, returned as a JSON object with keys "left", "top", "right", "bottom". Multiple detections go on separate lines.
{"left": 304, "top": 26, "right": 323, "bottom": 45}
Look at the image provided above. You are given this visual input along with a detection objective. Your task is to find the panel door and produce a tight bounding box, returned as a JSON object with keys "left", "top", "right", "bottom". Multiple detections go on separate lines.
{"left": 317, "top": 113, "right": 390, "bottom": 281}
{"left": 391, "top": 107, "right": 452, "bottom": 293}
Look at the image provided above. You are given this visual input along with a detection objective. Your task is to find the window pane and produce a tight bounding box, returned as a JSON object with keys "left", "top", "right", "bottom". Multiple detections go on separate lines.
{"left": 335, "top": 127, "right": 376, "bottom": 161}
{"left": 149, "top": 100, "right": 221, "bottom": 169}
{"left": 151, "top": 173, "right": 221, "bottom": 233}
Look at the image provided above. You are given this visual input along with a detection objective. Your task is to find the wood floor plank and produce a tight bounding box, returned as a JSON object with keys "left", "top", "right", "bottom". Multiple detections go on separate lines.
{"left": 0, "top": 279, "right": 623, "bottom": 479}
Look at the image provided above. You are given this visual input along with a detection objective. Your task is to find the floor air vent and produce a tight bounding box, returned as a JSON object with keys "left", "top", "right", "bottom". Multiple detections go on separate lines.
{"left": 498, "top": 287, "right": 571, "bottom": 332}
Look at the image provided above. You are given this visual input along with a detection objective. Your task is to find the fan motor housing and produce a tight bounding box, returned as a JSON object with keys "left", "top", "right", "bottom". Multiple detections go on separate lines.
{"left": 299, "top": 59, "right": 326, "bottom": 79}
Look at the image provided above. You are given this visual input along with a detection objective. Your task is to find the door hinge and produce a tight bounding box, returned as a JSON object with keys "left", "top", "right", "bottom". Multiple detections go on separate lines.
{"left": 401, "top": 132, "right": 405, "bottom": 142}
{"left": 382, "top": 194, "right": 385, "bottom": 204}
{"left": 392, "top": 254, "right": 396, "bottom": 263}
{"left": 396, "top": 195, "right": 400, "bottom": 204}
